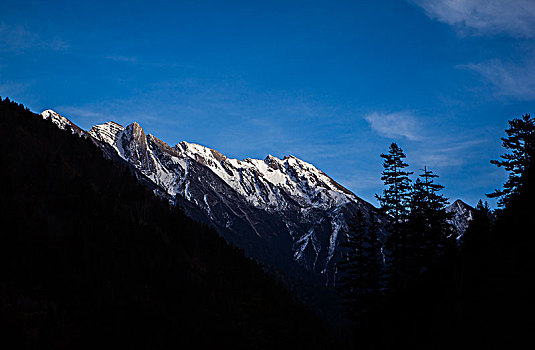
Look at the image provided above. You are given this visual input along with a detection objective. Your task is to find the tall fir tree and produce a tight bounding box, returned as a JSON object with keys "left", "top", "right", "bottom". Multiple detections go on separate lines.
{"left": 408, "top": 167, "right": 454, "bottom": 272}
{"left": 375, "top": 142, "right": 413, "bottom": 224}
{"left": 375, "top": 142, "right": 413, "bottom": 289}
{"left": 488, "top": 114, "right": 535, "bottom": 207}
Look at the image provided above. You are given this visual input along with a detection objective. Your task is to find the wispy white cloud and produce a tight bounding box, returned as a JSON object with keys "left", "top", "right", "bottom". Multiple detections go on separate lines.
{"left": 411, "top": 1, "right": 535, "bottom": 100}
{"left": 104, "top": 55, "right": 140, "bottom": 64}
{"left": 102, "top": 55, "right": 194, "bottom": 69}
{"left": 364, "top": 111, "right": 423, "bottom": 141}
{"left": 411, "top": 0, "right": 535, "bottom": 37}
{"left": 364, "top": 109, "right": 491, "bottom": 171}
{"left": 0, "top": 23, "right": 69, "bottom": 52}
{"left": 338, "top": 172, "right": 383, "bottom": 192}
{"left": 460, "top": 59, "right": 535, "bottom": 100}
{"left": 413, "top": 138, "right": 487, "bottom": 168}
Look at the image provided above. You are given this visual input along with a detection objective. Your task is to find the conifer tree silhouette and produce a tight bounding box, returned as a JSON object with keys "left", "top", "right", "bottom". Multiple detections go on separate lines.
{"left": 376, "top": 142, "right": 413, "bottom": 289}
{"left": 376, "top": 142, "right": 413, "bottom": 224}
{"left": 408, "top": 167, "right": 454, "bottom": 272}
{"left": 488, "top": 114, "right": 535, "bottom": 207}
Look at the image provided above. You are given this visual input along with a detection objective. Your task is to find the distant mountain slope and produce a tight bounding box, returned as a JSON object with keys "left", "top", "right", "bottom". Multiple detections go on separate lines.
{"left": 41, "top": 110, "right": 376, "bottom": 284}
{"left": 0, "top": 98, "right": 334, "bottom": 349}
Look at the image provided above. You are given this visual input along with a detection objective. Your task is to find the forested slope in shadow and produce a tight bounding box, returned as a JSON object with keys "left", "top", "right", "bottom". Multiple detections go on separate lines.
{"left": 0, "top": 98, "right": 334, "bottom": 349}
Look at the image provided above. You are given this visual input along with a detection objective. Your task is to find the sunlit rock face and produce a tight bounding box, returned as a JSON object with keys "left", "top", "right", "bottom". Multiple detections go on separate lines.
{"left": 86, "top": 117, "right": 374, "bottom": 283}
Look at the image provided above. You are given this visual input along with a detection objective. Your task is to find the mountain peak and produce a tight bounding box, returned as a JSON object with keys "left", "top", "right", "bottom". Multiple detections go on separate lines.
{"left": 446, "top": 199, "right": 475, "bottom": 238}
{"left": 127, "top": 121, "right": 143, "bottom": 130}
{"left": 41, "top": 109, "right": 58, "bottom": 116}
{"left": 124, "top": 121, "right": 146, "bottom": 142}
{"left": 40, "top": 109, "right": 83, "bottom": 135}
{"left": 283, "top": 155, "right": 298, "bottom": 160}
{"left": 451, "top": 199, "right": 473, "bottom": 211}
{"left": 89, "top": 121, "right": 125, "bottom": 146}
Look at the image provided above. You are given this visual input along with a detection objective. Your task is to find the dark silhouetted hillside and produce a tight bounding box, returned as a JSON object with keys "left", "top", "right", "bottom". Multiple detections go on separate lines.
{"left": 0, "top": 98, "right": 335, "bottom": 349}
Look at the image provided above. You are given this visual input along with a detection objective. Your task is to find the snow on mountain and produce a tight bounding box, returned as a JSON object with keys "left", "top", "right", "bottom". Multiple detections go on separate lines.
{"left": 446, "top": 199, "right": 474, "bottom": 239}
{"left": 85, "top": 117, "right": 375, "bottom": 282}
{"left": 88, "top": 119, "right": 364, "bottom": 213}
{"left": 41, "top": 110, "right": 84, "bottom": 136}
{"left": 175, "top": 141, "right": 359, "bottom": 211}
{"left": 42, "top": 109, "right": 474, "bottom": 284}
{"left": 88, "top": 121, "right": 124, "bottom": 149}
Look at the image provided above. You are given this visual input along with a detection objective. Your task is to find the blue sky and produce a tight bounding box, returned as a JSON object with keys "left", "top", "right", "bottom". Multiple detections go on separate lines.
{"left": 1, "top": 0, "right": 534, "bottom": 207}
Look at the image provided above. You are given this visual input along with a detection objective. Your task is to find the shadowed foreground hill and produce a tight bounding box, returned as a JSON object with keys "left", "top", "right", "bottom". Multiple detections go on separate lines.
{"left": 0, "top": 98, "right": 334, "bottom": 349}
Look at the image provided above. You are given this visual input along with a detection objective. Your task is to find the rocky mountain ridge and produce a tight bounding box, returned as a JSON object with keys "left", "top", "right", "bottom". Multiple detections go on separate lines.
{"left": 40, "top": 109, "right": 473, "bottom": 284}
{"left": 446, "top": 199, "right": 475, "bottom": 239}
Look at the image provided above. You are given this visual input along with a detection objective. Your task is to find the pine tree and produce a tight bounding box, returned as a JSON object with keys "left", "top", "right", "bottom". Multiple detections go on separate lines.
{"left": 420, "top": 167, "right": 453, "bottom": 247}
{"left": 488, "top": 114, "right": 535, "bottom": 207}
{"left": 408, "top": 167, "right": 454, "bottom": 271}
{"left": 375, "top": 142, "right": 413, "bottom": 224}
{"left": 337, "top": 210, "right": 384, "bottom": 318}
{"left": 375, "top": 143, "right": 413, "bottom": 289}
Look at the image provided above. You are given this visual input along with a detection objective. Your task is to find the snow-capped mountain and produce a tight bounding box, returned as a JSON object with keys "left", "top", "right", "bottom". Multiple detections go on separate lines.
{"left": 39, "top": 109, "right": 474, "bottom": 284}
{"left": 446, "top": 199, "right": 475, "bottom": 239}
{"left": 84, "top": 117, "right": 376, "bottom": 283}
{"left": 88, "top": 121, "right": 360, "bottom": 210}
